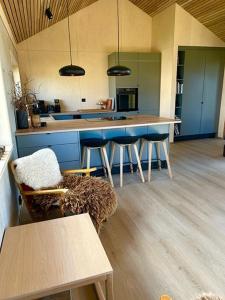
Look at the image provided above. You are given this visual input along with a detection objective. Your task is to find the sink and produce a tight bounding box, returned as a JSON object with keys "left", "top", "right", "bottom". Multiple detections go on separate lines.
{"left": 85, "top": 116, "right": 132, "bottom": 122}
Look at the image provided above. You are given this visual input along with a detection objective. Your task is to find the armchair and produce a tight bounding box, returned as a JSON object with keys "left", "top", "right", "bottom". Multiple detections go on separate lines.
{"left": 11, "top": 160, "right": 96, "bottom": 221}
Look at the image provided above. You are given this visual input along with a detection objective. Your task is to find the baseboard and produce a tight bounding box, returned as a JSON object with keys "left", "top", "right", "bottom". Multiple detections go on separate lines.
{"left": 92, "top": 160, "right": 168, "bottom": 176}
{"left": 174, "top": 133, "right": 216, "bottom": 141}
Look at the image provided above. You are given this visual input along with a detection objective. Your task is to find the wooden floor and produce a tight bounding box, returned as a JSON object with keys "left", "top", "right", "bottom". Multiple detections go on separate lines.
{"left": 40, "top": 139, "right": 225, "bottom": 300}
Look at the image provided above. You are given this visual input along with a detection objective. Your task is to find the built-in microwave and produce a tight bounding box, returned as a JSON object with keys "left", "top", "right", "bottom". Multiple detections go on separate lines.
{"left": 116, "top": 88, "right": 138, "bottom": 112}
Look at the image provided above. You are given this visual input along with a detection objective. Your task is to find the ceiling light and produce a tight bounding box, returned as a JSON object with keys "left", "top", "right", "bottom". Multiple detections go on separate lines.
{"left": 107, "top": 0, "right": 131, "bottom": 76}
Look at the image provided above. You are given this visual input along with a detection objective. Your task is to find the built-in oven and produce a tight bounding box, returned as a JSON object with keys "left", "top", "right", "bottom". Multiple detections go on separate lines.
{"left": 116, "top": 88, "right": 138, "bottom": 112}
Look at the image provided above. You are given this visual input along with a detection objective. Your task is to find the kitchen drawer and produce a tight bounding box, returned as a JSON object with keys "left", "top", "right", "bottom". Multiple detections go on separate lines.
{"left": 18, "top": 144, "right": 80, "bottom": 163}
{"left": 59, "top": 160, "right": 81, "bottom": 171}
{"left": 17, "top": 131, "right": 79, "bottom": 148}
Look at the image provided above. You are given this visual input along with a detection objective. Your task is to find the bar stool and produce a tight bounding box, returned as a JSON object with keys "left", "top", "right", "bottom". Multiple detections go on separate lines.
{"left": 81, "top": 138, "right": 114, "bottom": 187}
{"left": 110, "top": 136, "right": 145, "bottom": 187}
{"left": 139, "top": 133, "right": 172, "bottom": 182}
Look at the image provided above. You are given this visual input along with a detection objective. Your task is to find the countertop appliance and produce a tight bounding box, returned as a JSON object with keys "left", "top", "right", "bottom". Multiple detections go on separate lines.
{"left": 116, "top": 88, "right": 138, "bottom": 112}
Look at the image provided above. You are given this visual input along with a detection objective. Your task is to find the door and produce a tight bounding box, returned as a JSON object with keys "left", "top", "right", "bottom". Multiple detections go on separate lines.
{"left": 116, "top": 53, "right": 138, "bottom": 88}
{"left": 138, "top": 53, "right": 161, "bottom": 115}
{"left": 200, "top": 50, "right": 225, "bottom": 134}
{"left": 180, "top": 50, "right": 205, "bottom": 136}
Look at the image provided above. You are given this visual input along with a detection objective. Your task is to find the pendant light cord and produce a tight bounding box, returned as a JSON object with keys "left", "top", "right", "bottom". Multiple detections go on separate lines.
{"left": 117, "top": 0, "right": 120, "bottom": 65}
{"left": 67, "top": 0, "right": 73, "bottom": 65}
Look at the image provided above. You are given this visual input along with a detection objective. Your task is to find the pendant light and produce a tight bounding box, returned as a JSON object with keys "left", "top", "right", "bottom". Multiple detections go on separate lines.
{"left": 107, "top": 0, "right": 131, "bottom": 76}
{"left": 59, "top": 0, "right": 85, "bottom": 76}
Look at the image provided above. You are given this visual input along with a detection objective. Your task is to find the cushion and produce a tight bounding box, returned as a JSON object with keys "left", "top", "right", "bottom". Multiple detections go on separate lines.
{"left": 112, "top": 136, "right": 138, "bottom": 145}
{"left": 14, "top": 148, "right": 62, "bottom": 190}
{"left": 141, "top": 133, "right": 169, "bottom": 141}
{"left": 81, "top": 138, "right": 108, "bottom": 148}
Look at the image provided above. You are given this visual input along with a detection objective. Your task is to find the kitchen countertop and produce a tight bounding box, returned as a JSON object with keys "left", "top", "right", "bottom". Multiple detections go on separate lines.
{"left": 16, "top": 115, "right": 181, "bottom": 136}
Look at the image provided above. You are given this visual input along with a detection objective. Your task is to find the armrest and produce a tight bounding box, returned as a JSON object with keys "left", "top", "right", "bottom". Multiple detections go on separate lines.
{"left": 63, "top": 168, "right": 97, "bottom": 176}
{"left": 23, "top": 188, "right": 68, "bottom": 196}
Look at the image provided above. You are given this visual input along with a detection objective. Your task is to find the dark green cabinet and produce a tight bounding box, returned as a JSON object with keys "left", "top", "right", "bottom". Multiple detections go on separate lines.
{"left": 108, "top": 52, "right": 161, "bottom": 115}
{"left": 138, "top": 53, "right": 161, "bottom": 115}
{"left": 179, "top": 47, "right": 225, "bottom": 138}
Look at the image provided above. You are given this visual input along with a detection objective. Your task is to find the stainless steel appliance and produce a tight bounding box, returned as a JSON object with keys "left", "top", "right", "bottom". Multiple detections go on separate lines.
{"left": 116, "top": 88, "right": 138, "bottom": 112}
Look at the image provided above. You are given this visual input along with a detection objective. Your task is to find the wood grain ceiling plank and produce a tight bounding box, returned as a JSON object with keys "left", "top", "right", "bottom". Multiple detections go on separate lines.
{"left": 0, "top": 0, "right": 19, "bottom": 42}
{"left": 14, "top": 0, "right": 27, "bottom": 41}
{"left": 10, "top": 0, "right": 25, "bottom": 42}
{"left": 2, "top": 0, "right": 21, "bottom": 42}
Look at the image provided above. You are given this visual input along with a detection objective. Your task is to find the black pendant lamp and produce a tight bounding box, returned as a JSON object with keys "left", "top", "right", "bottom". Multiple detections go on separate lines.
{"left": 59, "top": 0, "right": 85, "bottom": 76}
{"left": 107, "top": 0, "right": 131, "bottom": 76}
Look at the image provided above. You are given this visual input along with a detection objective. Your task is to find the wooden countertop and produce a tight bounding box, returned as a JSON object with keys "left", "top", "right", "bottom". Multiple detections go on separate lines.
{"left": 16, "top": 115, "right": 180, "bottom": 136}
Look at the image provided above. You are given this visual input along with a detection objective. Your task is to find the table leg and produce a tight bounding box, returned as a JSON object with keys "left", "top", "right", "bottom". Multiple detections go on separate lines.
{"left": 106, "top": 274, "right": 114, "bottom": 300}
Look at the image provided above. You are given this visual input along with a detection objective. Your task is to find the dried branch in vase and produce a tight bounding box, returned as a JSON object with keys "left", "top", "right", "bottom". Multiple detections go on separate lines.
{"left": 11, "top": 80, "right": 39, "bottom": 112}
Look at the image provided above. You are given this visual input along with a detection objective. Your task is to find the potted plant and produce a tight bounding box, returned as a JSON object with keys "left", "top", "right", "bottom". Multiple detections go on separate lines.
{"left": 11, "top": 81, "right": 38, "bottom": 129}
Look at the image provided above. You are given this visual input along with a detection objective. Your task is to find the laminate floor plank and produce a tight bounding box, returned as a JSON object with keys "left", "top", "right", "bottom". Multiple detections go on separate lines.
{"left": 36, "top": 139, "right": 225, "bottom": 300}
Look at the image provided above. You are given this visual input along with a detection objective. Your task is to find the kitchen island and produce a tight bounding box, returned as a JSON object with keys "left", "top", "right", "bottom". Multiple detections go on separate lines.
{"left": 16, "top": 115, "right": 180, "bottom": 171}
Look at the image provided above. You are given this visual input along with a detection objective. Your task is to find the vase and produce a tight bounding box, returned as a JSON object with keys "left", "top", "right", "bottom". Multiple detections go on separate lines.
{"left": 16, "top": 110, "right": 29, "bottom": 129}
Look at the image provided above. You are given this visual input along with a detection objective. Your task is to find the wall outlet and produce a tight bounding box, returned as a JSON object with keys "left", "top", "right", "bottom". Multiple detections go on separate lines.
{"left": 81, "top": 98, "right": 86, "bottom": 102}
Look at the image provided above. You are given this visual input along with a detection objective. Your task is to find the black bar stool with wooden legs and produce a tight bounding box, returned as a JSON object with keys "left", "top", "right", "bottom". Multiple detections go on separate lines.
{"left": 139, "top": 133, "right": 172, "bottom": 182}
{"left": 81, "top": 138, "right": 114, "bottom": 187}
{"left": 110, "top": 136, "right": 145, "bottom": 187}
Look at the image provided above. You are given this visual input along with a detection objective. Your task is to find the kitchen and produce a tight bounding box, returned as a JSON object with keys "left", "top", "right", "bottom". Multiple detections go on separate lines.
{"left": 1, "top": 0, "right": 225, "bottom": 300}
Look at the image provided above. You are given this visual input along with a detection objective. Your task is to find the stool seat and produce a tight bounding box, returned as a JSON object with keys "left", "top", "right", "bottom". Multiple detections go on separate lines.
{"left": 141, "top": 133, "right": 169, "bottom": 142}
{"left": 112, "top": 136, "right": 138, "bottom": 145}
{"left": 81, "top": 138, "right": 108, "bottom": 148}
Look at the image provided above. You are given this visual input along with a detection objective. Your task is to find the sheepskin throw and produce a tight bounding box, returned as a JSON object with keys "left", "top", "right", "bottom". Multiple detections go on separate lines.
{"left": 195, "top": 294, "right": 224, "bottom": 300}
{"left": 14, "top": 148, "right": 62, "bottom": 190}
{"left": 61, "top": 175, "right": 117, "bottom": 230}
{"left": 33, "top": 175, "right": 117, "bottom": 231}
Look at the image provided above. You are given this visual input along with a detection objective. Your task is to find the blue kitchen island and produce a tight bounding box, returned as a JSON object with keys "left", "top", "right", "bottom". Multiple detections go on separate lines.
{"left": 15, "top": 115, "right": 179, "bottom": 172}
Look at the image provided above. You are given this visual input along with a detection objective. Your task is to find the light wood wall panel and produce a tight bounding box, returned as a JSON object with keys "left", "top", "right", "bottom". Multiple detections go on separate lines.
{"left": 1, "top": 0, "right": 225, "bottom": 43}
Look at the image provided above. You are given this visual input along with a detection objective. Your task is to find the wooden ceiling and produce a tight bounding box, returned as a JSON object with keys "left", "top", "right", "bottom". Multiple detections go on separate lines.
{"left": 1, "top": 0, "right": 225, "bottom": 43}
{"left": 130, "top": 0, "right": 225, "bottom": 41}
{"left": 0, "top": 0, "right": 98, "bottom": 43}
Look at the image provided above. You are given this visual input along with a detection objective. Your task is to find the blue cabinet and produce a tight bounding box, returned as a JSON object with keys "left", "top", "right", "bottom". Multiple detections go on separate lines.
{"left": 179, "top": 47, "right": 225, "bottom": 138}
{"left": 16, "top": 125, "right": 170, "bottom": 171}
{"left": 16, "top": 131, "right": 81, "bottom": 171}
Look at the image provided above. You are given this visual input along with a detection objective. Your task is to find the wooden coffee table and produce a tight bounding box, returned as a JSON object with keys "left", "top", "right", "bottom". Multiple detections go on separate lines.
{"left": 0, "top": 214, "right": 114, "bottom": 300}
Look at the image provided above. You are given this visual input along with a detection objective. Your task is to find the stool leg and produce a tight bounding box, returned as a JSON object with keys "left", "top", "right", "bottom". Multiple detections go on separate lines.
{"left": 120, "top": 145, "right": 123, "bottom": 187}
{"left": 81, "top": 146, "right": 86, "bottom": 168}
{"left": 102, "top": 146, "right": 114, "bottom": 188}
{"left": 87, "top": 147, "right": 91, "bottom": 169}
{"left": 133, "top": 143, "right": 145, "bottom": 183}
{"left": 148, "top": 142, "right": 153, "bottom": 182}
{"left": 139, "top": 139, "right": 145, "bottom": 160}
{"left": 110, "top": 142, "right": 116, "bottom": 169}
{"left": 127, "top": 145, "right": 133, "bottom": 174}
{"left": 100, "top": 148, "right": 107, "bottom": 178}
{"left": 156, "top": 142, "right": 161, "bottom": 170}
{"left": 162, "top": 141, "right": 173, "bottom": 179}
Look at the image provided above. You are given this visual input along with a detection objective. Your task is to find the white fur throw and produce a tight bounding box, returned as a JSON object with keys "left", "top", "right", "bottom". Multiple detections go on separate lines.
{"left": 195, "top": 294, "right": 224, "bottom": 300}
{"left": 14, "top": 148, "right": 63, "bottom": 190}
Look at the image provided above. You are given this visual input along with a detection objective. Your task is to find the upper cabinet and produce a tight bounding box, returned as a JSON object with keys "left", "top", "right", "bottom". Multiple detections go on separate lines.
{"left": 108, "top": 52, "right": 161, "bottom": 116}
